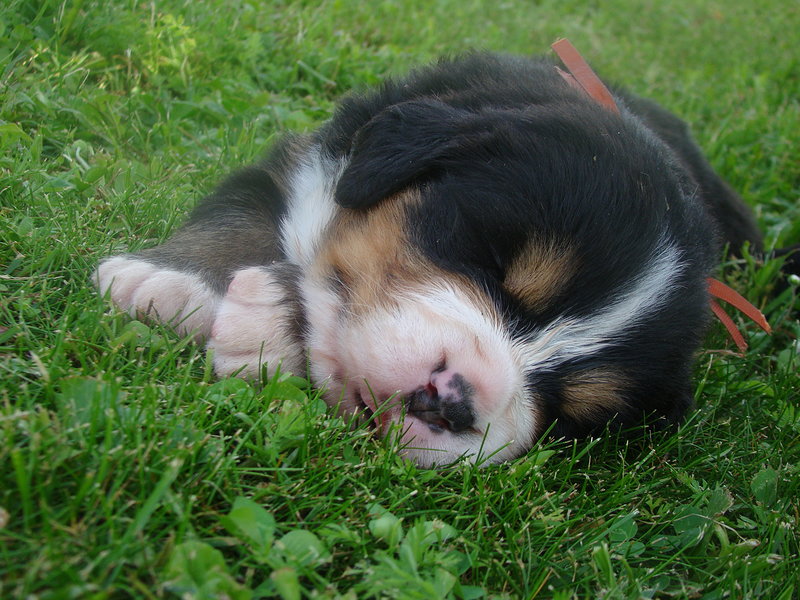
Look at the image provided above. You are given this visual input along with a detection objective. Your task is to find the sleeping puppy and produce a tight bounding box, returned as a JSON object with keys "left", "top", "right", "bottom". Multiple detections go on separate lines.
{"left": 96, "top": 52, "right": 776, "bottom": 467}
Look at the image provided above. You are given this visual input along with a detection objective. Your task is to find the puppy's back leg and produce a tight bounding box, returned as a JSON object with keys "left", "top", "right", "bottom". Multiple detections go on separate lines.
{"left": 95, "top": 139, "right": 302, "bottom": 340}
{"left": 95, "top": 255, "right": 220, "bottom": 339}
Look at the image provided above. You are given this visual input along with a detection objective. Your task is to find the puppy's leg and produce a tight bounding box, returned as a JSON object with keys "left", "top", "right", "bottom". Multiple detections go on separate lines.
{"left": 95, "top": 255, "right": 220, "bottom": 340}
{"left": 208, "top": 264, "right": 306, "bottom": 378}
{"left": 95, "top": 164, "right": 286, "bottom": 337}
{"left": 94, "top": 140, "right": 304, "bottom": 352}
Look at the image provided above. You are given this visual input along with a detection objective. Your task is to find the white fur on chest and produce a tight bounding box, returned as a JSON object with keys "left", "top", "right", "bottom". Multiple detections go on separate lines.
{"left": 279, "top": 146, "right": 346, "bottom": 268}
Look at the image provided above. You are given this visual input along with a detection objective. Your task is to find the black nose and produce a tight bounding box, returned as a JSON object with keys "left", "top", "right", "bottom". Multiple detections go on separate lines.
{"left": 406, "top": 374, "right": 475, "bottom": 433}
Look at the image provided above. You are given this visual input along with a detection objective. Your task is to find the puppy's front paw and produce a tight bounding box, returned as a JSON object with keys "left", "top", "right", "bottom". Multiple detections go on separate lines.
{"left": 208, "top": 266, "right": 305, "bottom": 380}
{"left": 94, "top": 256, "right": 218, "bottom": 339}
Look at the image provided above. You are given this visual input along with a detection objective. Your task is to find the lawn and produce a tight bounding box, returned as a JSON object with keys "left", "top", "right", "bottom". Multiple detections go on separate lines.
{"left": 1, "top": 0, "right": 799, "bottom": 598}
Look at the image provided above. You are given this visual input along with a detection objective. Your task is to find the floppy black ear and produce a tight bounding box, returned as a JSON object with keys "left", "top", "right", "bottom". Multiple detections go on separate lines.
{"left": 334, "top": 99, "right": 479, "bottom": 209}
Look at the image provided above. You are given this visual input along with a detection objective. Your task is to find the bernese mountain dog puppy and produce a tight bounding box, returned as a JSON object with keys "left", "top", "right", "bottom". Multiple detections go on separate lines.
{"left": 95, "top": 52, "right": 789, "bottom": 467}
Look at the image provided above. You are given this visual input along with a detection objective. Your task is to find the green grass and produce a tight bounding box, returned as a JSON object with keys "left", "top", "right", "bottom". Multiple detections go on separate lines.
{"left": 2, "top": 0, "right": 799, "bottom": 598}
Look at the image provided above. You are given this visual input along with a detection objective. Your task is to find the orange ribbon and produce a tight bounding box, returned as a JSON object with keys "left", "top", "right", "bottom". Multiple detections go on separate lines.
{"left": 551, "top": 39, "right": 771, "bottom": 352}
{"left": 706, "top": 277, "right": 771, "bottom": 352}
{"left": 551, "top": 39, "right": 620, "bottom": 114}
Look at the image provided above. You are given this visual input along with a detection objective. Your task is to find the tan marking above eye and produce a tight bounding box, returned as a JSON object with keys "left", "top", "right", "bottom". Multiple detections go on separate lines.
{"left": 560, "top": 368, "right": 628, "bottom": 422}
{"left": 503, "top": 239, "right": 577, "bottom": 312}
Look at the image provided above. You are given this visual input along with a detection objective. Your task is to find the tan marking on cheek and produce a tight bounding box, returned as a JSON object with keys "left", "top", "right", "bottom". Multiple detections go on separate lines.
{"left": 315, "top": 189, "right": 502, "bottom": 330}
{"left": 316, "top": 190, "right": 428, "bottom": 312}
{"left": 560, "top": 368, "right": 629, "bottom": 422}
{"left": 504, "top": 239, "right": 577, "bottom": 312}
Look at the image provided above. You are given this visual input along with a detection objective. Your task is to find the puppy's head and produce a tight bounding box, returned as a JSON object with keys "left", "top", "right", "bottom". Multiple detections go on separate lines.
{"left": 305, "top": 96, "right": 716, "bottom": 466}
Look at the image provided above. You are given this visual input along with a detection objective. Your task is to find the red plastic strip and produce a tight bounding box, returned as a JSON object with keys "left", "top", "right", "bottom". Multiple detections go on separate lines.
{"left": 709, "top": 298, "right": 748, "bottom": 353}
{"left": 707, "top": 277, "right": 771, "bottom": 334}
{"left": 551, "top": 39, "right": 620, "bottom": 114}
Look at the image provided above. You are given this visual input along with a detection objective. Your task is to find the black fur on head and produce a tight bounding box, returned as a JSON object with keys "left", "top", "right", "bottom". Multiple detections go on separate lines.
{"left": 328, "top": 53, "right": 725, "bottom": 437}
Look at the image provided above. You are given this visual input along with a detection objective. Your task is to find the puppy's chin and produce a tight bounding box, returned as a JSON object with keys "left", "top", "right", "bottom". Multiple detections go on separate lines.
{"left": 302, "top": 272, "right": 537, "bottom": 467}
